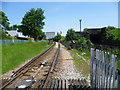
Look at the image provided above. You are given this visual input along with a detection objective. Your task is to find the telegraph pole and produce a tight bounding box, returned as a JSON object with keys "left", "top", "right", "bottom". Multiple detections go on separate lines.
{"left": 79, "top": 19, "right": 82, "bottom": 32}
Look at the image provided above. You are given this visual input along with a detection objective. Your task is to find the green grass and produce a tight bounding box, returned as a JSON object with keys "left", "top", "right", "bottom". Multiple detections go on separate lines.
{"left": 2, "top": 41, "right": 51, "bottom": 74}
{"left": 105, "top": 49, "right": 120, "bottom": 70}
{"left": 107, "top": 29, "right": 120, "bottom": 40}
{"left": 112, "top": 49, "right": 120, "bottom": 70}
{"left": 0, "top": 45, "right": 2, "bottom": 75}
{"left": 69, "top": 49, "right": 90, "bottom": 78}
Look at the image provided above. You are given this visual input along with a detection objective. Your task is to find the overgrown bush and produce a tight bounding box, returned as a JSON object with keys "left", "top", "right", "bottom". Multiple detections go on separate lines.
{"left": 0, "top": 29, "right": 11, "bottom": 39}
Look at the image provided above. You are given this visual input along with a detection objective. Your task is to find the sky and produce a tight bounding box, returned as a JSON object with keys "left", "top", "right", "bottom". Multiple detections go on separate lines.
{"left": 1, "top": 2, "right": 118, "bottom": 36}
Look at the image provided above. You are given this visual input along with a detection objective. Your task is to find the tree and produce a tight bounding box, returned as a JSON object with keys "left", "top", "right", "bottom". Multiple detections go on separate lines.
{"left": 0, "top": 28, "right": 10, "bottom": 39}
{"left": 82, "top": 28, "right": 89, "bottom": 39}
{"left": 0, "top": 11, "right": 10, "bottom": 30}
{"left": 107, "top": 26, "right": 116, "bottom": 31}
{"left": 9, "top": 24, "right": 19, "bottom": 30}
{"left": 38, "top": 32, "right": 46, "bottom": 40}
{"left": 53, "top": 33, "right": 61, "bottom": 42}
{"left": 10, "top": 24, "right": 19, "bottom": 30}
{"left": 107, "top": 26, "right": 120, "bottom": 40}
{"left": 66, "top": 28, "right": 78, "bottom": 42}
{"left": 83, "top": 28, "right": 88, "bottom": 33}
{"left": 20, "top": 8, "right": 45, "bottom": 40}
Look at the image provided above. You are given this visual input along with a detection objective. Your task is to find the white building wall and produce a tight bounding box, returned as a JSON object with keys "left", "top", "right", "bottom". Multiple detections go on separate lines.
{"left": 7, "top": 30, "right": 18, "bottom": 37}
{"left": 45, "top": 32, "right": 55, "bottom": 39}
{"left": 7, "top": 30, "right": 29, "bottom": 38}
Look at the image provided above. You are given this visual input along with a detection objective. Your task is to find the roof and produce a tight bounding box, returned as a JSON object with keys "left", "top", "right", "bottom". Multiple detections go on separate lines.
{"left": 87, "top": 27, "right": 106, "bottom": 34}
{"left": 6, "top": 30, "right": 29, "bottom": 38}
{"left": 7, "top": 30, "right": 18, "bottom": 37}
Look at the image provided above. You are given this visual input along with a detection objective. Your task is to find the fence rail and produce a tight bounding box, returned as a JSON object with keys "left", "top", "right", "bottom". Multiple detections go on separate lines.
{"left": 90, "top": 48, "right": 120, "bottom": 89}
{"left": 0, "top": 39, "right": 46, "bottom": 45}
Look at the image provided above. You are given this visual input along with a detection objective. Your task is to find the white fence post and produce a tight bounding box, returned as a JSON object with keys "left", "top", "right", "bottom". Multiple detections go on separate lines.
{"left": 90, "top": 48, "right": 95, "bottom": 88}
{"left": 118, "top": 70, "right": 120, "bottom": 89}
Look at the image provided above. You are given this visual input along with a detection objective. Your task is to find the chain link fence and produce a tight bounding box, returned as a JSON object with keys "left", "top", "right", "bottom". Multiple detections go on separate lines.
{"left": 0, "top": 39, "right": 46, "bottom": 45}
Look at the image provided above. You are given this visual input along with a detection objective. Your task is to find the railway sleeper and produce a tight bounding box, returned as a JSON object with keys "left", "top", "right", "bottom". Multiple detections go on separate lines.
{"left": 15, "top": 76, "right": 35, "bottom": 89}
{"left": 41, "top": 78, "right": 91, "bottom": 89}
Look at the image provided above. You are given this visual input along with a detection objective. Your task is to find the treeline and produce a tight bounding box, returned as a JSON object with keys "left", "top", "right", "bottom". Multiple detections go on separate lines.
{"left": 0, "top": 8, "right": 46, "bottom": 40}
{"left": 59, "top": 28, "right": 92, "bottom": 51}
{"left": 83, "top": 26, "right": 120, "bottom": 47}
{"left": 51, "top": 26, "right": 120, "bottom": 50}
{"left": 57, "top": 27, "right": 120, "bottom": 69}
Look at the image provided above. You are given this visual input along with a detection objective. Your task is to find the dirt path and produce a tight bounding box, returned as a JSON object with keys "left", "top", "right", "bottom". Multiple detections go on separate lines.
{"left": 52, "top": 44, "right": 85, "bottom": 80}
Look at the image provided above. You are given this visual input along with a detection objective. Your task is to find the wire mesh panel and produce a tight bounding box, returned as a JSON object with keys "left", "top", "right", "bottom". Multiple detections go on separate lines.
{"left": 0, "top": 40, "right": 45, "bottom": 45}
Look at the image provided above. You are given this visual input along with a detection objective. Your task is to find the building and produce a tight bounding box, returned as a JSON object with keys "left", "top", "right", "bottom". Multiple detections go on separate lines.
{"left": 45, "top": 32, "right": 55, "bottom": 39}
{"left": 75, "top": 31, "right": 84, "bottom": 35}
{"left": 87, "top": 27, "right": 106, "bottom": 44}
{"left": 6, "top": 30, "right": 56, "bottom": 40}
{"left": 6, "top": 30, "right": 30, "bottom": 40}
{"left": 7, "top": 30, "right": 18, "bottom": 37}
{"left": 75, "top": 31, "right": 80, "bottom": 35}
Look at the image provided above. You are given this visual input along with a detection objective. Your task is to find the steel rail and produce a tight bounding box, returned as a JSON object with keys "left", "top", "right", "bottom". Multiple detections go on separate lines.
{"left": 12, "top": 42, "right": 55, "bottom": 77}
{"left": 41, "top": 42, "right": 60, "bottom": 89}
{"left": 0, "top": 42, "right": 55, "bottom": 89}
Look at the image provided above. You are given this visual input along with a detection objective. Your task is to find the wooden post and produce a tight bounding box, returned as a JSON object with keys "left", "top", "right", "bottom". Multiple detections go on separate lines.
{"left": 118, "top": 69, "right": 120, "bottom": 89}
{"left": 90, "top": 48, "right": 118, "bottom": 89}
{"left": 90, "top": 48, "right": 95, "bottom": 88}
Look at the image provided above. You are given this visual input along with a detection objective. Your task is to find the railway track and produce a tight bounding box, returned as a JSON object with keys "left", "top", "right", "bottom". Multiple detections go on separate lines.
{"left": 1, "top": 42, "right": 60, "bottom": 89}
{"left": 1, "top": 42, "right": 91, "bottom": 89}
{"left": 41, "top": 78, "right": 91, "bottom": 89}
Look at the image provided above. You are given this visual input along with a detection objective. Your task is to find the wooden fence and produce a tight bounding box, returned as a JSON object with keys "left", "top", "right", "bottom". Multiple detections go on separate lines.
{"left": 90, "top": 48, "right": 120, "bottom": 89}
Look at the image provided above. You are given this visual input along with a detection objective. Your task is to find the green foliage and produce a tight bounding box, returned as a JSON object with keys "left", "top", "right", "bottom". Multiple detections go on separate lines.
{"left": 107, "top": 29, "right": 120, "bottom": 40}
{"left": 63, "top": 26, "right": 120, "bottom": 70}
{"left": 76, "top": 36, "right": 91, "bottom": 51}
{"left": 112, "top": 50, "right": 120, "bottom": 69}
{"left": 38, "top": 32, "right": 46, "bottom": 40}
{"left": 53, "top": 33, "right": 62, "bottom": 42}
{"left": 83, "top": 28, "right": 89, "bottom": 38}
{"left": 70, "top": 49, "right": 90, "bottom": 78}
{"left": 0, "top": 11, "right": 10, "bottom": 30}
{"left": 0, "top": 28, "right": 11, "bottom": 39}
{"left": 9, "top": 24, "right": 19, "bottom": 30}
{"left": 19, "top": 8, "right": 45, "bottom": 40}
{"left": 0, "top": 44, "right": 1, "bottom": 75}
{"left": 0, "top": 29, "right": 2, "bottom": 39}
{"left": 61, "top": 36, "right": 66, "bottom": 41}
{"left": 83, "top": 26, "right": 120, "bottom": 45}
{"left": 66, "top": 28, "right": 78, "bottom": 41}
{"left": 107, "top": 26, "right": 116, "bottom": 31}
{"left": 105, "top": 26, "right": 120, "bottom": 40}
{"left": 83, "top": 28, "right": 88, "bottom": 33}
{"left": 116, "top": 50, "right": 120, "bottom": 69}
{"left": 63, "top": 28, "right": 92, "bottom": 50}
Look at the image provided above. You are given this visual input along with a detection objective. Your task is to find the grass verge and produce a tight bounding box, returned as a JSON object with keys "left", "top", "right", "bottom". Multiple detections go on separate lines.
{"left": 0, "top": 45, "right": 2, "bottom": 75}
{"left": 69, "top": 49, "right": 90, "bottom": 78}
{"left": 2, "top": 41, "right": 51, "bottom": 74}
{"left": 112, "top": 49, "right": 120, "bottom": 70}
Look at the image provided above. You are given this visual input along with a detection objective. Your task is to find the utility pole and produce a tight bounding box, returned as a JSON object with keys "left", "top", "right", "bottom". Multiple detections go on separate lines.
{"left": 79, "top": 19, "right": 82, "bottom": 33}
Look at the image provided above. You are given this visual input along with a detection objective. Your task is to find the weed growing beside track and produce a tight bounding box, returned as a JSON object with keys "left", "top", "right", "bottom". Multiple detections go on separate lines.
{"left": 70, "top": 49, "right": 90, "bottom": 78}
{"left": 2, "top": 41, "right": 52, "bottom": 74}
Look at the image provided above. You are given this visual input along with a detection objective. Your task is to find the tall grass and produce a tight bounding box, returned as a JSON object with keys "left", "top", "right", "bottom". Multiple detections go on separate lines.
{"left": 2, "top": 41, "right": 51, "bottom": 74}
{"left": 70, "top": 49, "right": 90, "bottom": 78}
{"left": 0, "top": 45, "right": 2, "bottom": 75}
